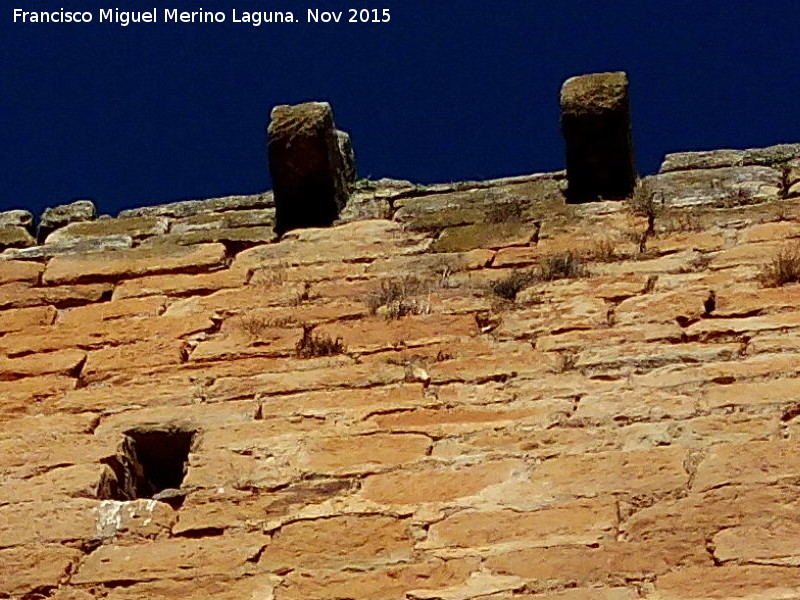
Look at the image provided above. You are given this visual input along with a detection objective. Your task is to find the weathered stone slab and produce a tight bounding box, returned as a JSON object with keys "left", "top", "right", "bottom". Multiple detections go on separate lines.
{"left": 486, "top": 537, "right": 708, "bottom": 588}
{"left": 38, "top": 199, "right": 96, "bottom": 242}
{"left": 653, "top": 565, "right": 800, "bottom": 599}
{"left": 0, "top": 209, "right": 33, "bottom": 228}
{"left": 661, "top": 142, "right": 800, "bottom": 173}
{"left": 646, "top": 166, "right": 782, "bottom": 209}
{"left": 0, "top": 348, "right": 86, "bottom": 380}
{"left": 432, "top": 222, "right": 538, "bottom": 252}
{"left": 0, "top": 259, "right": 42, "bottom": 284}
{"left": 693, "top": 440, "right": 800, "bottom": 492}
{"left": 45, "top": 216, "right": 169, "bottom": 243}
{"left": 560, "top": 71, "right": 636, "bottom": 201}
{"left": 42, "top": 242, "right": 227, "bottom": 284}
{"left": 258, "top": 515, "right": 414, "bottom": 571}
{"left": 423, "top": 498, "right": 617, "bottom": 549}
{"left": 0, "top": 226, "right": 35, "bottom": 249}
{"left": 0, "top": 305, "right": 57, "bottom": 333}
{"left": 234, "top": 220, "right": 428, "bottom": 269}
{"left": 112, "top": 267, "right": 248, "bottom": 300}
{"left": 118, "top": 192, "right": 274, "bottom": 218}
{"left": 140, "top": 225, "right": 277, "bottom": 247}
{"left": 0, "top": 281, "right": 112, "bottom": 310}
{"left": 71, "top": 533, "right": 267, "bottom": 584}
{"left": 171, "top": 208, "right": 276, "bottom": 233}
{"left": 268, "top": 101, "right": 349, "bottom": 235}
{"left": 359, "top": 459, "right": 523, "bottom": 506}
{"left": 393, "top": 176, "right": 567, "bottom": 231}
{"left": 0, "top": 544, "right": 82, "bottom": 596}
{"left": 1, "top": 234, "right": 133, "bottom": 261}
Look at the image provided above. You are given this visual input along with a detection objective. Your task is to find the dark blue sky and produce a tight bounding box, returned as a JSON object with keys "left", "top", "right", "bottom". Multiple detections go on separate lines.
{"left": 2, "top": 1, "right": 799, "bottom": 216}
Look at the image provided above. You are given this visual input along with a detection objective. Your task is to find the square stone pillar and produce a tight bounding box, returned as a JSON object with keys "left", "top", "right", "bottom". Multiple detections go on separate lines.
{"left": 560, "top": 72, "right": 637, "bottom": 202}
{"left": 268, "top": 102, "right": 350, "bottom": 235}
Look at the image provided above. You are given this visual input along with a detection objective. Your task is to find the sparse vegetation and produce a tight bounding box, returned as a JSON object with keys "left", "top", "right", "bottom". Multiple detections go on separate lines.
{"left": 295, "top": 324, "right": 346, "bottom": 358}
{"left": 237, "top": 315, "right": 273, "bottom": 338}
{"left": 236, "top": 314, "right": 296, "bottom": 338}
{"left": 489, "top": 269, "right": 537, "bottom": 301}
{"left": 758, "top": 244, "right": 800, "bottom": 287}
{"left": 629, "top": 178, "right": 663, "bottom": 224}
{"left": 538, "top": 252, "right": 589, "bottom": 281}
{"left": 587, "top": 239, "right": 624, "bottom": 262}
{"left": 487, "top": 200, "right": 524, "bottom": 223}
{"left": 365, "top": 275, "right": 435, "bottom": 320}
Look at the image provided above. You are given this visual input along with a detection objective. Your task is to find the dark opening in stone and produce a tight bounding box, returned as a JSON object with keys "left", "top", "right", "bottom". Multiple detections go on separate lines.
{"left": 98, "top": 426, "right": 194, "bottom": 508}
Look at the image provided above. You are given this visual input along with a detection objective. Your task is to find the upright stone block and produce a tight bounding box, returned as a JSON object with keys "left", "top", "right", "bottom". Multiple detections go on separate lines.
{"left": 560, "top": 71, "right": 637, "bottom": 202}
{"left": 268, "top": 102, "right": 349, "bottom": 236}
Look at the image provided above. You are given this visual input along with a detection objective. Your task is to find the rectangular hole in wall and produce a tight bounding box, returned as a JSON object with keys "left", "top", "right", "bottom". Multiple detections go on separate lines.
{"left": 98, "top": 426, "right": 195, "bottom": 509}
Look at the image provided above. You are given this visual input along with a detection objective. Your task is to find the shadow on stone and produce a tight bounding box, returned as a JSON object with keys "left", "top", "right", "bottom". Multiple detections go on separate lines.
{"left": 268, "top": 101, "right": 352, "bottom": 236}
{"left": 560, "top": 71, "right": 637, "bottom": 203}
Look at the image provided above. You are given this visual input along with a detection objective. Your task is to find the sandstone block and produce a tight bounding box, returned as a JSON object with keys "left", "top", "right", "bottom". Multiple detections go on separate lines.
{"left": 92, "top": 576, "right": 282, "bottom": 600}
{"left": 621, "top": 484, "right": 800, "bottom": 542}
{"left": 268, "top": 101, "right": 349, "bottom": 235}
{"left": 712, "top": 519, "right": 800, "bottom": 565}
{"left": 0, "top": 463, "right": 104, "bottom": 503}
{"left": 486, "top": 537, "right": 709, "bottom": 587}
{"left": 0, "top": 209, "right": 33, "bottom": 228}
{"left": 0, "top": 348, "right": 86, "bottom": 380}
{"left": 0, "top": 233, "right": 133, "bottom": 261}
{"left": 234, "top": 219, "right": 428, "bottom": 269}
{"left": 0, "top": 259, "right": 43, "bottom": 284}
{"left": 139, "top": 225, "right": 277, "bottom": 247}
{"left": 0, "top": 304, "right": 56, "bottom": 333}
{"left": 359, "top": 459, "right": 523, "bottom": 505}
{"left": 0, "top": 499, "right": 98, "bottom": 547}
{"left": 71, "top": 533, "right": 267, "bottom": 584}
{"left": 392, "top": 175, "right": 566, "bottom": 231}
{"left": 693, "top": 440, "right": 800, "bottom": 491}
{"left": 45, "top": 215, "right": 169, "bottom": 243}
{"left": 660, "top": 142, "right": 800, "bottom": 173}
{"left": 432, "top": 222, "right": 538, "bottom": 253}
{"left": 560, "top": 71, "right": 636, "bottom": 202}
{"left": 648, "top": 166, "right": 782, "bottom": 209}
{"left": 0, "top": 375, "right": 76, "bottom": 416}
{"left": 301, "top": 433, "right": 432, "bottom": 474}
{"left": 0, "top": 544, "right": 82, "bottom": 596}
{"left": 653, "top": 565, "right": 800, "bottom": 599}
{"left": 111, "top": 266, "right": 247, "bottom": 300}
{"left": 277, "top": 558, "right": 478, "bottom": 600}
{"left": 38, "top": 199, "right": 96, "bottom": 242}
{"left": 0, "top": 225, "right": 35, "bottom": 249}
{"left": 118, "top": 192, "right": 273, "bottom": 219}
{"left": 258, "top": 515, "right": 413, "bottom": 571}
{"left": 0, "top": 281, "right": 113, "bottom": 310}
{"left": 424, "top": 498, "right": 617, "bottom": 549}
{"left": 42, "top": 242, "right": 227, "bottom": 285}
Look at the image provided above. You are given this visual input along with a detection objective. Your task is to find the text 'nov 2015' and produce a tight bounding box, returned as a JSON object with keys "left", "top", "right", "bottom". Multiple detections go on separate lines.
{"left": 11, "top": 8, "right": 392, "bottom": 27}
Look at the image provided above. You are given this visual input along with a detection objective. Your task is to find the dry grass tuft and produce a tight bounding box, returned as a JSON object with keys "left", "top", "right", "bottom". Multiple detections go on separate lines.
{"left": 295, "top": 324, "right": 346, "bottom": 358}
{"left": 758, "top": 244, "right": 800, "bottom": 287}
{"left": 539, "top": 252, "right": 589, "bottom": 281}
{"left": 366, "top": 276, "right": 432, "bottom": 320}
{"left": 490, "top": 269, "right": 537, "bottom": 301}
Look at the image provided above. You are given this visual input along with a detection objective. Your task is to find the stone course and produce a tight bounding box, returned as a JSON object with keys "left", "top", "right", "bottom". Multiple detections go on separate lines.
{"left": 2, "top": 140, "right": 800, "bottom": 598}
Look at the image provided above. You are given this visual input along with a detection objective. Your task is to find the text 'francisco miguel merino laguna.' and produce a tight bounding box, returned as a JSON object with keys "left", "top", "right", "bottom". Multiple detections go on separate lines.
{"left": 12, "top": 8, "right": 392, "bottom": 26}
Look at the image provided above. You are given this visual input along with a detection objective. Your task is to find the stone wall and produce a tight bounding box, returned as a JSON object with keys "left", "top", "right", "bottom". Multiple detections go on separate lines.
{"left": 2, "top": 141, "right": 800, "bottom": 599}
